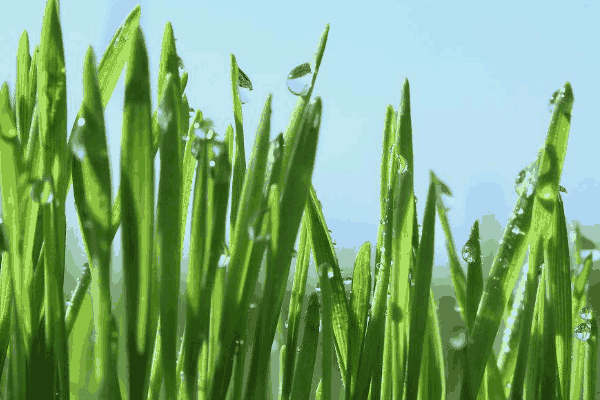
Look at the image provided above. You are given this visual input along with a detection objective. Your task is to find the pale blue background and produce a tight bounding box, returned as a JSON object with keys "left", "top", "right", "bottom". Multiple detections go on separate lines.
{"left": 1, "top": 1, "right": 599, "bottom": 398}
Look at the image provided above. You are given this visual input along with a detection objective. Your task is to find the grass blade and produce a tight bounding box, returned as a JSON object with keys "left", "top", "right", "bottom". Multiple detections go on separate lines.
{"left": 16, "top": 31, "right": 32, "bottom": 148}
{"left": 241, "top": 97, "right": 321, "bottom": 400}
{"left": 121, "top": 26, "right": 154, "bottom": 400}
{"left": 546, "top": 194, "right": 572, "bottom": 400}
{"left": 460, "top": 82, "right": 574, "bottom": 400}
{"left": 305, "top": 185, "right": 350, "bottom": 387}
{"left": 156, "top": 72, "right": 183, "bottom": 400}
{"left": 282, "top": 213, "right": 312, "bottom": 400}
{"left": 404, "top": 172, "right": 437, "bottom": 399}
{"left": 290, "top": 292, "right": 320, "bottom": 400}
{"left": 346, "top": 242, "right": 371, "bottom": 400}
{"left": 37, "top": 1, "right": 70, "bottom": 397}
{"left": 70, "top": 45, "right": 115, "bottom": 399}
{"left": 96, "top": 5, "right": 142, "bottom": 108}
{"left": 229, "top": 54, "right": 247, "bottom": 236}
{"left": 154, "top": 22, "right": 184, "bottom": 400}
{"left": 208, "top": 95, "right": 272, "bottom": 399}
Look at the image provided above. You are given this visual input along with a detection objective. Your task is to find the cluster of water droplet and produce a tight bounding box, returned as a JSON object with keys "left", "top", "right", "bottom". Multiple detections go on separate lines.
{"left": 574, "top": 304, "right": 595, "bottom": 342}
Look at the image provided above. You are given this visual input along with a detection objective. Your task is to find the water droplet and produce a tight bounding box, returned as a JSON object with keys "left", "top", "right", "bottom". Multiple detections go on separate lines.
{"left": 191, "top": 137, "right": 202, "bottom": 159}
{"left": 512, "top": 226, "right": 524, "bottom": 235}
{"left": 237, "top": 66, "right": 252, "bottom": 104}
{"left": 397, "top": 154, "right": 407, "bottom": 174}
{"left": 449, "top": 327, "right": 467, "bottom": 349}
{"left": 343, "top": 277, "right": 352, "bottom": 285}
{"left": 30, "top": 177, "right": 54, "bottom": 205}
{"left": 315, "top": 287, "right": 321, "bottom": 292}
{"left": 461, "top": 245, "right": 474, "bottom": 264}
{"left": 574, "top": 321, "right": 592, "bottom": 341}
{"left": 287, "top": 62, "right": 312, "bottom": 97}
{"left": 327, "top": 269, "right": 334, "bottom": 279}
{"left": 454, "top": 305, "right": 462, "bottom": 313}
{"left": 408, "top": 269, "right": 414, "bottom": 286}
{"left": 319, "top": 321, "right": 322, "bottom": 332}
{"left": 208, "top": 160, "right": 215, "bottom": 167}
{"left": 249, "top": 302, "right": 257, "bottom": 309}
{"left": 248, "top": 207, "right": 270, "bottom": 242}
{"left": 157, "top": 106, "right": 172, "bottom": 133}
{"left": 580, "top": 250, "right": 600, "bottom": 262}
{"left": 579, "top": 306, "right": 593, "bottom": 321}
{"left": 193, "top": 122, "right": 200, "bottom": 129}
{"left": 218, "top": 254, "right": 229, "bottom": 269}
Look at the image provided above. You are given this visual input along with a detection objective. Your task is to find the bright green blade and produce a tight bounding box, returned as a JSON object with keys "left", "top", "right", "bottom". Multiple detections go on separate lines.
{"left": 464, "top": 220, "right": 483, "bottom": 336}
{"left": 305, "top": 185, "right": 350, "bottom": 388}
{"left": 282, "top": 213, "right": 312, "bottom": 400}
{"left": 121, "top": 26, "right": 154, "bottom": 400}
{"left": 460, "top": 82, "right": 574, "bottom": 400}
{"left": 404, "top": 172, "right": 437, "bottom": 399}
{"left": 70, "top": 45, "right": 114, "bottom": 400}
{"left": 37, "top": 1, "right": 70, "bottom": 397}
{"left": 155, "top": 21, "right": 184, "bottom": 400}
{"left": 156, "top": 73, "right": 183, "bottom": 400}
{"left": 15, "top": 31, "right": 32, "bottom": 148}
{"left": 346, "top": 242, "right": 371, "bottom": 400}
{"left": 229, "top": 54, "right": 247, "bottom": 237}
{"left": 240, "top": 98, "right": 322, "bottom": 400}
{"left": 289, "top": 292, "right": 320, "bottom": 400}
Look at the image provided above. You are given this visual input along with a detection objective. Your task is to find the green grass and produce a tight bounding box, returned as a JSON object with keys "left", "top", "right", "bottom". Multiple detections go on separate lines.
{"left": 0, "top": 0, "right": 598, "bottom": 399}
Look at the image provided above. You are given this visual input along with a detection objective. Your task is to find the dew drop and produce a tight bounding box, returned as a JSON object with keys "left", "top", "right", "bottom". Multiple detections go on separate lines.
{"left": 249, "top": 302, "right": 257, "bottom": 309}
{"left": 287, "top": 62, "right": 312, "bottom": 97}
{"left": 449, "top": 327, "right": 466, "bottom": 349}
{"left": 574, "top": 321, "right": 592, "bottom": 341}
{"left": 157, "top": 106, "right": 172, "bottom": 133}
{"left": 343, "top": 277, "right": 352, "bottom": 285}
{"left": 237, "top": 66, "right": 253, "bottom": 104}
{"left": 30, "top": 177, "right": 54, "bottom": 205}
{"left": 191, "top": 137, "right": 202, "bottom": 159}
{"left": 209, "top": 160, "right": 216, "bottom": 167}
{"left": 327, "top": 270, "right": 334, "bottom": 279}
{"left": 461, "top": 245, "right": 474, "bottom": 264}
{"left": 512, "top": 226, "right": 524, "bottom": 235}
{"left": 579, "top": 306, "right": 593, "bottom": 321}
{"left": 217, "top": 254, "right": 229, "bottom": 269}
{"left": 315, "top": 287, "right": 321, "bottom": 292}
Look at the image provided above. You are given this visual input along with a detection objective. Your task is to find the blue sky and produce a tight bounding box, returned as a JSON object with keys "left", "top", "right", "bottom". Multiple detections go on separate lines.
{"left": 1, "top": 0, "right": 599, "bottom": 287}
